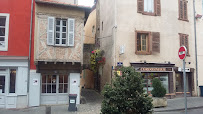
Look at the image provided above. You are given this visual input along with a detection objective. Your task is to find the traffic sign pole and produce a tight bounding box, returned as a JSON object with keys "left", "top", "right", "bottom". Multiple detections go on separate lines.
{"left": 183, "top": 59, "right": 187, "bottom": 114}
{"left": 178, "top": 46, "right": 187, "bottom": 114}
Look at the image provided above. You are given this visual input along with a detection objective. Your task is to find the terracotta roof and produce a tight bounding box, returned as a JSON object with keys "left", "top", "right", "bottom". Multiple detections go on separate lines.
{"left": 35, "top": 0, "right": 92, "bottom": 10}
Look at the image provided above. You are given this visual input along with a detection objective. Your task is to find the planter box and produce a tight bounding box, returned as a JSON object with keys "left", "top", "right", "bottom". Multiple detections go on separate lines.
{"left": 152, "top": 97, "right": 167, "bottom": 108}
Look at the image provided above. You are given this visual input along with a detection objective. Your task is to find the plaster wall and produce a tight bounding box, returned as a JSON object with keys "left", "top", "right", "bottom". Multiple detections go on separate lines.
{"left": 98, "top": 0, "right": 197, "bottom": 94}
{"left": 196, "top": 0, "right": 203, "bottom": 88}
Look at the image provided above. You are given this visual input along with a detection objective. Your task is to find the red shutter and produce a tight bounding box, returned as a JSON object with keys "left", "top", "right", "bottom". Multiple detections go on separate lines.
{"left": 155, "top": 0, "right": 161, "bottom": 16}
{"left": 183, "top": 0, "right": 188, "bottom": 20}
{"left": 137, "top": 0, "right": 144, "bottom": 13}
{"left": 152, "top": 32, "right": 160, "bottom": 53}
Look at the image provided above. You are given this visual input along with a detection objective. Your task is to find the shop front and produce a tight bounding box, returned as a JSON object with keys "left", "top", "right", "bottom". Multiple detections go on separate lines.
{"left": 0, "top": 57, "right": 28, "bottom": 108}
{"left": 131, "top": 63, "right": 175, "bottom": 98}
{"left": 29, "top": 61, "right": 82, "bottom": 106}
{"left": 174, "top": 67, "right": 195, "bottom": 97}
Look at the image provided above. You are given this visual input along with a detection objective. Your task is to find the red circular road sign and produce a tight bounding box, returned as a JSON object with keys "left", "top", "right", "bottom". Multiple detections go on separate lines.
{"left": 178, "top": 46, "right": 187, "bottom": 60}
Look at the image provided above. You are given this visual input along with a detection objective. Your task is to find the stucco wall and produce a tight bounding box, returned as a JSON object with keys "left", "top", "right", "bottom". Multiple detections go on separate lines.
{"left": 98, "top": 0, "right": 197, "bottom": 94}
{"left": 196, "top": 0, "right": 203, "bottom": 88}
{"left": 97, "top": 0, "right": 116, "bottom": 89}
{"left": 84, "top": 9, "right": 96, "bottom": 44}
{"left": 34, "top": 3, "right": 85, "bottom": 63}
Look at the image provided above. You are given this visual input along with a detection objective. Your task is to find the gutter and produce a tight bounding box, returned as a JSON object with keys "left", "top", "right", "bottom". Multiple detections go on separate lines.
{"left": 27, "top": 0, "right": 34, "bottom": 107}
{"left": 35, "top": 0, "right": 91, "bottom": 11}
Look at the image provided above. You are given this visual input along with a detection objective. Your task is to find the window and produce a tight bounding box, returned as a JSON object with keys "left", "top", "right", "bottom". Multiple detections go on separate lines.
{"left": 179, "top": 0, "right": 188, "bottom": 21}
{"left": 136, "top": 32, "right": 150, "bottom": 54}
{"left": 142, "top": 73, "right": 169, "bottom": 94}
{"left": 59, "top": 75, "right": 68, "bottom": 93}
{"left": 179, "top": 33, "right": 189, "bottom": 56}
{"left": 144, "top": 0, "right": 154, "bottom": 13}
{"left": 55, "top": 19, "right": 67, "bottom": 45}
{"left": 42, "top": 75, "right": 57, "bottom": 93}
{"left": 0, "top": 13, "right": 9, "bottom": 51}
{"left": 42, "top": 75, "right": 68, "bottom": 93}
{"left": 137, "top": 0, "right": 161, "bottom": 16}
{"left": 47, "top": 17, "right": 75, "bottom": 46}
{"left": 9, "top": 69, "right": 16, "bottom": 93}
{"left": 136, "top": 31, "right": 160, "bottom": 55}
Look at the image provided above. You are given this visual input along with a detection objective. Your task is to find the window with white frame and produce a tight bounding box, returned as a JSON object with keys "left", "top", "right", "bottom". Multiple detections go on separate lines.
{"left": 47, "top": 17, "right": 75, "bottom": 46}
{"left": 0, "top": 13, "right": 9, "bottom": 51}
{"left": 144, "top": 0, "right": 154, "bottom": 13}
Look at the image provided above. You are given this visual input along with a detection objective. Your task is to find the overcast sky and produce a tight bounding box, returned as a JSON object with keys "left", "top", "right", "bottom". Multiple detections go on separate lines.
{"left": 78, "top": 0, "right": 94, "bottom": 7}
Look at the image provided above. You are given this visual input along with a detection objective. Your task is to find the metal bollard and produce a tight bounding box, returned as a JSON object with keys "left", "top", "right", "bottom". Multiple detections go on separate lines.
{"left": 46, "top": 106, "right": 51, "bottom": 114}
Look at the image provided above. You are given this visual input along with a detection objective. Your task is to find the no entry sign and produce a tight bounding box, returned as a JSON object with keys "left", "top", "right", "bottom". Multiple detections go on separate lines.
{"left": 178, "top": 46, "right": 187, "bottom": 60}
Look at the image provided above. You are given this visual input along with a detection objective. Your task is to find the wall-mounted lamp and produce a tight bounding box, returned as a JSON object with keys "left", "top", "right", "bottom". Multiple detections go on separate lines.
{"left": 195, "top": 14, "right": 202, "bottom": 19}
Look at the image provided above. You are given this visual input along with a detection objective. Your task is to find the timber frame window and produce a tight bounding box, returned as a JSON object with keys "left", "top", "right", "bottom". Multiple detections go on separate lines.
{"left": 179, "top": 0, "right": 188, "bottom": 21}
{"left": 47, "top": 17, "right": 75, "bottom": 46}
{"left": 135, "top": 31, "right": 160, "bottom": 55}
{"left": 137, "top": 0, "right": 161, "bottom": 16}
{"left": 179, "top": 33, "right": 189, "bottom": 56}
{"left": 0, "top": 13, "right": 9, "bottom": 51}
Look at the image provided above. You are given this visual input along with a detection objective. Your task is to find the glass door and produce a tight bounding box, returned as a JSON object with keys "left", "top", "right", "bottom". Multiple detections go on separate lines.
{"left": 0, "top": 75, "right": 6, "bottom": 107}
{"left": 0, "top": 75, "right": 5, "bottom": 94}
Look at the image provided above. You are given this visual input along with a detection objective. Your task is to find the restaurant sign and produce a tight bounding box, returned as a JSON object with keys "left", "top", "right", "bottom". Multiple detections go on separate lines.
{"left": 135, "top": 67, "right": 173, "bottom": 72}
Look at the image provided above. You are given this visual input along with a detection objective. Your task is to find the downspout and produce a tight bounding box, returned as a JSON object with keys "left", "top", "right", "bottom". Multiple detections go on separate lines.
{"left": 113, "top": 0, "right": 117, "bottom": 67}
{"left": 27, "top": 0, "right": 34, "bottom": 106}
{"left": 193, "top": 0, "right": 199, "bottom": 96}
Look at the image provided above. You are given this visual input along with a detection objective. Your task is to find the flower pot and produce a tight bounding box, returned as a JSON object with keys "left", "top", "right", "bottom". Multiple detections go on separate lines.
{"left": 152, "top": 97, "right": 167, "bottom": 108}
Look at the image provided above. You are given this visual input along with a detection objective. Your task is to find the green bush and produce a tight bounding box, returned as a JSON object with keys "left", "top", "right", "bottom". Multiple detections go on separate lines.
{"left": 151, "top": 78, "right": 166, "bottom": 97}
{"left": 101, "top": 67, "right": 153, "bottom": 114}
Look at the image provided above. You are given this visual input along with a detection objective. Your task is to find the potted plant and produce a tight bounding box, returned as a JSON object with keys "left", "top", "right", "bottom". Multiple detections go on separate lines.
{"left": 151, "top": 78, "right": 167, "bottom": 107}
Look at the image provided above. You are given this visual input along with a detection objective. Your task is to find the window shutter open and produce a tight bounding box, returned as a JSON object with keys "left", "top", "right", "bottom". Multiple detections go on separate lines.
{"left": 183, "top": 1, "right": 188, "bottom": 20}
{"left": 47, "top": 17, "right": 55, "bottom": 45}
{"left": 155, "top": 0, "right": 161, "bottom": 16}
{"left": 179, "top": 33, "right": 184, "bottom": 46}
{"left": 152, "top": 32, "right": 160, "bottom": 53}
{"left": 185, "top": 35, "right": 189, "bottom": 55}
{"left": 179, "top": 0, "right": 184, "bottom": 19}
{"left": 68, "top": 18, "right": 75, "bottom": 46}
{"left": 137, "top": 0, "right": 144, "bottom": 13}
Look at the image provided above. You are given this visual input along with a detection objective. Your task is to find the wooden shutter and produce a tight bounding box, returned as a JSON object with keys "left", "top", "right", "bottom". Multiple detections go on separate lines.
{"left": 179, "top": 0, "right": 184, "bottom": 19}
{"left": 185, "top": 35, "right": 189, "bottom": 55}
{"left": 155, "top": 0, "right": 161, "bottom": 16}
{"left": 47, "top": 17, "right": 55, "bottom": 45}
{"left": 68, "top": 18, "right": 75, "bottom": 46}
{"left": 152, "top": 32, "right": 160, "bottom": 53}
{"left": 137, "top": 0, "right": 144, "bottom": 13}
{"left": 179, "top": 33, "right": 184, "bottom": 46}
{"left": 183, "top": 0, "right": 188, "bottom": 20}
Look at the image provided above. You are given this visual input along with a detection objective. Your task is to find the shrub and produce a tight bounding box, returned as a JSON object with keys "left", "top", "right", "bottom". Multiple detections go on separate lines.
{"left": 101, "top": 67, "right": 153, "bottom": 114}
{"left": 151, "top": 78, "right": 166, "bottom": 97}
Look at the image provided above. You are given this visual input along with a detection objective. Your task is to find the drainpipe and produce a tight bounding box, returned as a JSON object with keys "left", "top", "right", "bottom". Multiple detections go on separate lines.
{"left": 27, "top": 0, "right": 34, "bottom": 107}
{"left": 113, "top": 0, "right": 117, "bottom": 67}
{"left": 193, "top": 0, "right": 199, "bottom": 96}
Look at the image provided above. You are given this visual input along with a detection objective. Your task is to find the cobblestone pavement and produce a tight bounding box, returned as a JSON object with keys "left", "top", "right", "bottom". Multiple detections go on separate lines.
{"left": 0, "top": 89, "right": 103, "bottom": 114}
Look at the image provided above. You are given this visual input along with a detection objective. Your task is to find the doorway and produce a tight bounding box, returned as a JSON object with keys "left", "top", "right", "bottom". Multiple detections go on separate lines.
{"left": 0, "top": 74, "right": 5, "bottom": 108}
{"left": 41, "top": 75, "right": 69, "bottom": 105}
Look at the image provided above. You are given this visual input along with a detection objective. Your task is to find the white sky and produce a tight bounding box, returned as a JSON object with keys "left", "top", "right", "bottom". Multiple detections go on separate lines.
{"left": 78, "top": 0, "right": 94, "bottom": 7}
